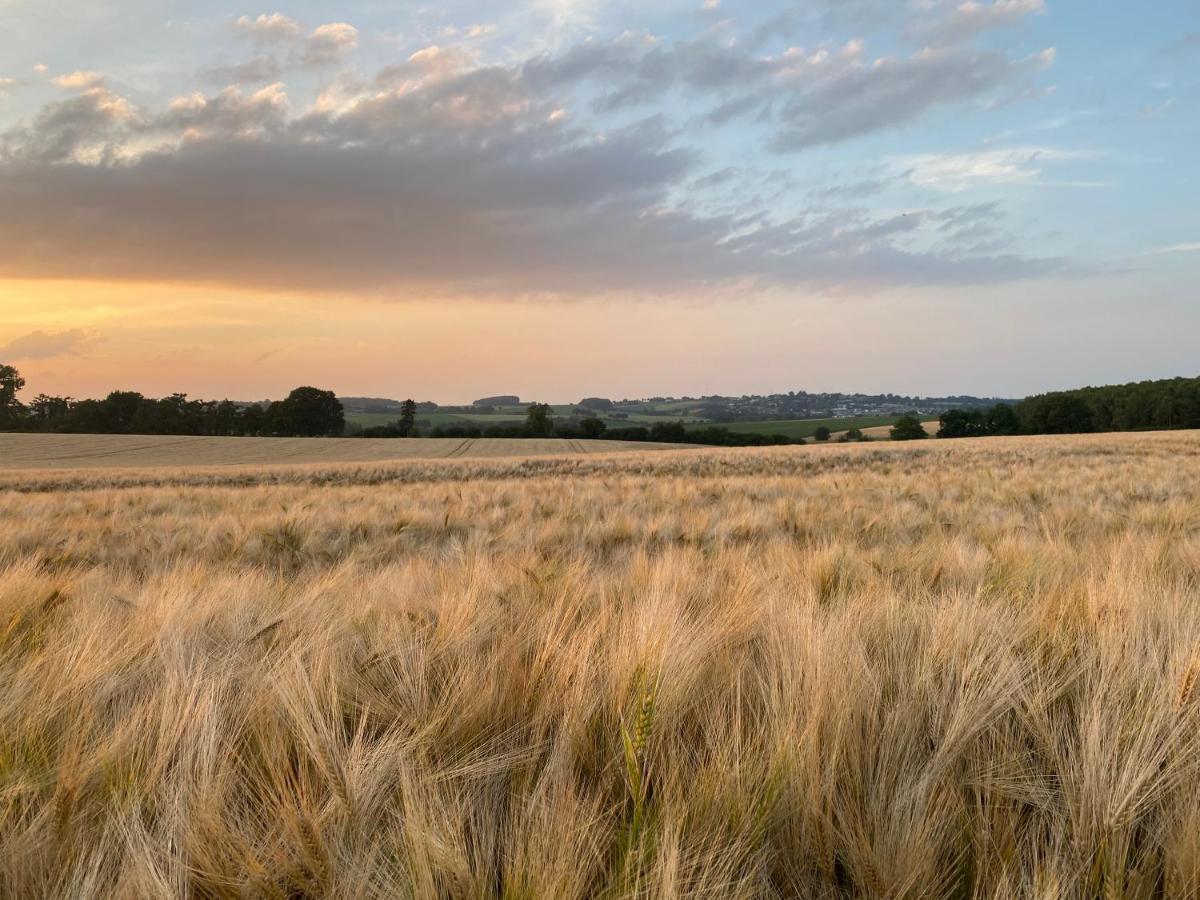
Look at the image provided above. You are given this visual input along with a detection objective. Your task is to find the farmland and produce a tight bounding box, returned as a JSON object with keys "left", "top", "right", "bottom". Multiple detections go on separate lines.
{"left": 345, "top": 407, "right": 920, "bottom": 440}
{"left": 0, "top": 433, "right": 686, "bottom": 470}
{"left": 700, "top": 415, "right": 902, "bottom": 439}
{"left": 4, "top": 431, "right": 1200, "bottom": 897}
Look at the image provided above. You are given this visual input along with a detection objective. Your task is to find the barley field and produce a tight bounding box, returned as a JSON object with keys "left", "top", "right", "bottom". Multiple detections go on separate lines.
{"left": 0, "top": 433, "right": 686, "bottom": 471}
{"left": 4, "top": 432, "right": 1200, "bottom": 898}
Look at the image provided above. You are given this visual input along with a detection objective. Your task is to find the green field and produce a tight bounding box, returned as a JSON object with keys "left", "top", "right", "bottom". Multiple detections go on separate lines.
{"left": 704, "top": 416, "right": 904, "bottom": 439}
{"left": 347, "top": 408, "right": 907, "bottom": 439}
{"left": 346, "top": 411, "right": 527, "bottom": 429}
{"left": 346, "top": 408, "right": 705, "bottom": 430}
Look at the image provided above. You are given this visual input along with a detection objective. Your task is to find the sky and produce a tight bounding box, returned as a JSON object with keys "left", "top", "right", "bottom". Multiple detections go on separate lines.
{"left": 0, "top": 0, "right": 1196, "bottom": 403}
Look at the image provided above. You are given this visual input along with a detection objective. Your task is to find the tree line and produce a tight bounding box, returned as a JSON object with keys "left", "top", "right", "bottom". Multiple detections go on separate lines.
{"left": 935, "top": 376, "right": 1200, "bottom": 439}
{"left": 358, "top": 403, "right": 801, "bottom": 446}
{"left": 6, "top": 362, "right": 1199, "bottom": 444}
{"left": 0, "top": 365, "right": 344, "bottom": 437}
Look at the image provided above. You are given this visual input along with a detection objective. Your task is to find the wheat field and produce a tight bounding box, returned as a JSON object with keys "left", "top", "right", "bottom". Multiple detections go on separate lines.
{"left": 4, "top": 432, "right": 1200, "bottom": 898}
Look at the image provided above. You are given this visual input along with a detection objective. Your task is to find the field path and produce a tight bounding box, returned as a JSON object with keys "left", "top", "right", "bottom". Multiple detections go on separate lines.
{"left": 445, "top": 439, "right": 476, "bottom": 458}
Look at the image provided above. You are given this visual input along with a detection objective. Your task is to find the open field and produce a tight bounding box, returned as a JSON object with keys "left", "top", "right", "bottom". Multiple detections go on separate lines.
{"left": 709, "top": 415, "right": 904, "bottom": 439}
{"left": 827, "top": 419, "right": 939, "bottom": 441}
{"left": 345, "top": 412, "right": 530, "bottom": 429}
{"left": 0, "top": 433, "right": 687, "bottom": 471}
{"left": 4, "top": 431, "right": 1200, "bottom": 897}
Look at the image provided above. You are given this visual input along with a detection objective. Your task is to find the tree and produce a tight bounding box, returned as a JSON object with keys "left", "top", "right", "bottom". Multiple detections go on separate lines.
{"left": 213, "top": 400, "right": 239, "bottom": 436}
{"left": 649, "top": 421, "right": 687, "bottom": 442}
{"left": 936, "top": 408, "right": 987, "bottom": 439}
{"left": 579, "top": 417, "right": 607, "bottom": 439}
{"left": 28, "top": 394, "right": 72, "bottom": 426}
{"left": 398, "top": 399, "right": 417, "bottom": 437}
{"left": 270, "top": 387, "right": 345, "bottom": 436}
{"left": 890, "top": 415, "right": 928, "bottom": 441}
{"left": 1018, "top": 394, "right": 1094, "bottom": 434}
{"left": 0, "top": 364, "right": 26, "bottom": 427}
{"left": 238, "top": 404, "right": 267, "bottom": 436}
{"left": 525, "top": 402, "right": 554, "bottom": 437}
{"left": 985, "top": 403, "right": 1019, "bottom": 436}
{"left": 813, "top": 426, "right": 831, "bottom": 442}
{"left": 99, "top": 391, "right": 145, "bottom": 433}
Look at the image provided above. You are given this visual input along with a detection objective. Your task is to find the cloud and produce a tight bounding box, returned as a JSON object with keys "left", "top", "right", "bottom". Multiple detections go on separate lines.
{"left": 0, "top": 15, "right": 1063, "bottom": 297}
{"left": 227, "top": 16, "right": 358, "bottom": 72}
{"left": 914, "top": 0, "right": 1046, "bottom": 46}
{"left": 0, "top": 329, "right": 99, "bottom": 360}
{"left": 898, "top": 146, "right": 1090, "bottom": 191}
{"left": 304, "top": 23, "right": 359, "bottom": 66}
{"left": 526, "top": 31, "right": 1055, "bottom": 152}
{"left": 234, "top": 13, "right": 301, "bottom": 42}
{"left": 2, "top": 83, "right": 136, "bottom": 163}
{"left": 51, "top": 70, "right": 106, "bottom": 90}
{"left": 769, "top": 44, "right": 1054, "bottom": 151}
{"left": 1145, "top": 242, "right": 1200, "bottom": 256}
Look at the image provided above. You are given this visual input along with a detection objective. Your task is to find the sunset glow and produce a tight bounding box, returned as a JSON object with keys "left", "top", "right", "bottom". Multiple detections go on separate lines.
{"left": 1, "top": 0, "right": 1196, "bottom": 402}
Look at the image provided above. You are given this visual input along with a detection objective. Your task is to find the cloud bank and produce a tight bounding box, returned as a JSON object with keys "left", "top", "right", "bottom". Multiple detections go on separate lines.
{"left": 0, "top": 2, "right": 1060, "bottom": 297}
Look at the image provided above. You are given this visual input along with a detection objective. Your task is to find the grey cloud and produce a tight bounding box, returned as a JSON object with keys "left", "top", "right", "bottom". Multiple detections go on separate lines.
{"left": 0, "top": 329, "right": 98, "bottom": 360}
{"left": 526, "top": 29, "right": 1053, "bottom": 153}
{"left": 0, "top": 25, "right": 1061, "bottom": 297}
{"left": 770, "top": 46, "right": 1054, "bottom": 150}
{"left": 303, "top": 23, "right": 359, "bottom": 67}
{"left": 159, "top": 83, "right": 289, "bottom": 139}
{"left": 1, "top": 85, "right": 135, "bottom": 163}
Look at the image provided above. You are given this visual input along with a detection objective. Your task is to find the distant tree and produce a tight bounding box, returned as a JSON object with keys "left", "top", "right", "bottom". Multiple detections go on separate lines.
{"left": 649, "top": 421, "right": 687, "bottom": 443}
{"left": 270, "top": 387, "right": 345, "bottom": 436}
{"left": 476, "top": 395, "right": 521, "bottom": 407}
{"left": 936, "top": 408, "right": 988, "bottom": 439}
{"left": 579, "top": 417, "right": 607, "bottom": 439}
{"left": 579, "top": 397, "right": 615, "bottom": 411}
{"left": 213, "top": 400, "right": 239, "bottom": 436}
{"left": 100, "top": 391, "right": 145, "bottom": 433}
{"left": 985, "top": 403, "right": 1019, "bottom": 436}
{"left": 1018, "top": 394, "right": 1094, "bottom": 435}
{"left": 0, "top": 364, "right": 26, "bottom": 427}
{"left": 606, "top": 426, "right": 651, "bottom": 442}
{"left": 432, "top": 423, "right": 483, "bottom": 438}
{"left": 813, "top": 426, "right": 831, "bottom": 442}
{"left": 399, "top": 399, "right": 417, "bottom": 437}
{"left": 890, "top": 415, "right": 929, "bottom": 441}
{"left": 525, "top": 402, "right": 554, "bottom": 437}
{"left": 28, "top": 394, "right": 72, "bottom": 427}
{"left": 238, "top": 404, "right": 267, "bottom": 436}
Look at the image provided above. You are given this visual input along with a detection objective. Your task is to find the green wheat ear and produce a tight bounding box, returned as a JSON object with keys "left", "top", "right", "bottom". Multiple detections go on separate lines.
{"left": 621, "top": 690, "right": 652, "bottom": 805}
{"left": 616, "top": 674, "right": 660, "bottom": 895}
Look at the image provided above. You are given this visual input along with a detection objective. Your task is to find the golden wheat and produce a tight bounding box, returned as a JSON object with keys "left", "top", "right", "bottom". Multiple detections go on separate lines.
{"left": 3, "top": 431, "right": 1200, "bottom": 897}
{"left": 0, "top": 433, "right": 690, "bottom": 471}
